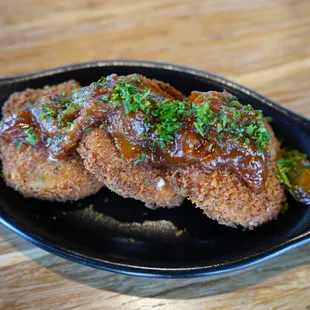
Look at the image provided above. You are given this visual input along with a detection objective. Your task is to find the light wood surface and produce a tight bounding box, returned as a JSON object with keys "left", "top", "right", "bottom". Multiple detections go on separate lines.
{"left": 0, "top": 0, "right": 310, "bottom": 309}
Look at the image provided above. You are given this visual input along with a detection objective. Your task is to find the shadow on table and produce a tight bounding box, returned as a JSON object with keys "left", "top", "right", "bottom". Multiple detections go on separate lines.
{"left": 3, "top": 226, "right": 310, "bottom": 300}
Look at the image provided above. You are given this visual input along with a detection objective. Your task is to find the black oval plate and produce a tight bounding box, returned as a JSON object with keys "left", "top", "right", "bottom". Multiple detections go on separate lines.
{"left": 1, "top": 61, "right": 309, "bottom": 278}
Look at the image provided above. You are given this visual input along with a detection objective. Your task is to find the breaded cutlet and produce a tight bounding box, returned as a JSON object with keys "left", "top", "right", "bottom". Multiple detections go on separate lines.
{"left": 78, "top": 75, "right": 185, "bottom": 208}
{"left": 167, "top": 122, "right": 286, "bottom": 229}
{"left": 0, "top": 81, "right": 103, "bottom": 201}
{"left": 78, "top": 128, "right": 184, "bottom": 208}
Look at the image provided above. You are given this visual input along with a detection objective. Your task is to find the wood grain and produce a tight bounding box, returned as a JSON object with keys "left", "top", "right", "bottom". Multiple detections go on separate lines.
{"left": 0, "top": 0, "right": 310, "bottom": 309}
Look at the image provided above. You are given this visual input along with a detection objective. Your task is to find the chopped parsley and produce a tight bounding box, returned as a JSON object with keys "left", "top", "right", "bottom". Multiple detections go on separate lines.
{"left": 130, "top": 75, "right": 141, "bottom": 83}
{"left": 24, "top": 127, "right": 38, "bottom": 146}
{"left": 72, "top": 88, "right": 79, "bottom": 96}
{"left": 277, "top": 149, "right": 310, "bottom": 203}
{"left": 41, "top": 103, "right": 57, "bottom": 117}
{"left": 151, "top": 99, "right": 187, "bottom": 148}
{"left": 91, "top": 76, "right": 107, "bottom": 89}
{"left": 16, "top": 141, "right": 23, "bottom": 149}
{"left": 277, "top": 161, "right": 292, "bottom": 187}
{"left": 246, "top": 124, "right": 256, "bottom": 136}
{"left": 216, "top": 123, "right": 222, "bottom": 132}
{"left": 5, "top": 74, "right": 273, "bottom": 172}
{"left": 57, "top": 114, "right": 65, "bottom": 127}
{"left": 112, "top": 81, "right": 152, "bottom": 115}
{"left": 189, "top": 93, "right": 270, "bottom": 151}
{"left": 230, "top": 100, "right": 243, "bottom": 109}
{"left": 81, "top": 76, "right": 271, "bottom": 152}
{"left": 277, "top": 150, "right": 303, "bottom": 188}
{"left": 82, "top": 207, "right": 89, "bottom": 217}
{"left": 134, "top": 153, "right": 147, "bottom": 165}
{"left": 95, "top": 213, "right": 103, "bottom": 222}
{"left": 192, "top": 100, "right": 213, "bottom": 136}
{"left": 46, "top": 137, "right": 53, "bottom": 147}
{"left": 267, "top": 150, "right": 271, "bottom": 159}
{"left": 280, "top": 202, "right": 289, "bottom": 215}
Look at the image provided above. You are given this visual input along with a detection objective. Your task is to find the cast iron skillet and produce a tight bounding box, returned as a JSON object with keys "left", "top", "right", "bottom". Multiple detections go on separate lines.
{"left": 0, "top": 60, "right": 309, "bottom": 278}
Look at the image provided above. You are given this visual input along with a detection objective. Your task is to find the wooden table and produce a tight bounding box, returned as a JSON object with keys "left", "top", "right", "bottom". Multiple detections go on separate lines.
{"left": 1, "top": 0, "right": 310, "bottom": 309}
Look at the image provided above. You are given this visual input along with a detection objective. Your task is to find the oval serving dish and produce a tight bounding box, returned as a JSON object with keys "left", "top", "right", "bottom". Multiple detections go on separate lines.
{"left": 0, "top": 60, "right": 309, "bottom": 278}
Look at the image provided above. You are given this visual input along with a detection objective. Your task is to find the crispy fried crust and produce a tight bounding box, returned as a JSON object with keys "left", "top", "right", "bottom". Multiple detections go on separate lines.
{"left": 0, "top": 81, "right": 103, "bottom": 201}
{"left": 126, "top": 75, "right": 185, "bottom": 101}
{"left": 78, "top": 128, "right": 184, "bottom": 208}
{"left": 2, "top": 80, "right": 79, "bottom": 118}
{"left": 152, "top": 79, "right": 185, "bottom": 101}
{"left": 77, "top": 76, "right": 185, "bottom": 208}
{"left": 1, "top": 75, "right": 286, "bottom": 227}
{"left": 0, "top": 144, "right": 102, "bottom": 201}
{"left": 167, "top": 122, "right": 286, "bottom": 229}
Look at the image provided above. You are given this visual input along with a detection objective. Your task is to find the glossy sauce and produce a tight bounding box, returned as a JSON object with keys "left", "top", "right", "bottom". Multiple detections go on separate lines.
{"left": 105, "top": 94, "right": 268, "bottom": 191}
{"left": 0, "top": 74, "right": 270, "bottom": 192}
{"left": 0, "top": 110, "right": 45, "bottom": 145}
{"left": 289, "top": 162, "right": 310, "bottom": 204}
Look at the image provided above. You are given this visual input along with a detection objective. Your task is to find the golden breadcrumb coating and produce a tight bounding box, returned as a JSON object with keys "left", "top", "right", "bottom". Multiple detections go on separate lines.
{"left": 167, "top": 122, "right": 286, "bottom": 229}
{"left": 78, "top": 128, "right": 184, "bottom": 208}
{"left": 0, "top": 81, "right": 103, "bottom": 201}
{"left": 78, "top": 75, "right": 185, "bottom": 208}
{"left": 2, "top": 80, "right": 79, "bottom": 118}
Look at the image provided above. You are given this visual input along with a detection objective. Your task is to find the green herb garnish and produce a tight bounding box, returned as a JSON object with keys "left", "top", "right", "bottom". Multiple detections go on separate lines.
{"left": 95, "top": 213, "right": 103, "bottom": 222}
{"left": 93, "top": 76, "right": 271, "bottom": 152}
{"left": 112, "top": 81, "right": 152, "bottom": 115}
{"left": 130, "top": 75, "right": 141, "bottom": 83}
{"left": 280, "top": 202, "right": 289, "bottom": 215}
{"left": 46, "top": 137, "right": 53, "bottom": 147}
{"left": 24, "top": 127, "right": 38, "bottom": 146}
{"left": 192, "top": 101, "right": 212, "bottom": 136}
{"left": 82, "top": 207, "right": 89, "bottom": 217}
{"left": 16, "top": 141, "right": 23, "bottom": 149}
{"left": 277, "top": 149, "right": 310, "bottom": 204}
{"left": 151, "top": 99, "right": 187, "bottom": 148}
{"left": 41, "top": 103, "right": 57, "bottom": 117}
{"left": 57, "top": 114, "right": 65, "bottom": 127}
{"left": 134, "top": 153, "right": 147, "bottom": 165}
{"left": 230, "top": 100, "right": 243, "bottom": 109}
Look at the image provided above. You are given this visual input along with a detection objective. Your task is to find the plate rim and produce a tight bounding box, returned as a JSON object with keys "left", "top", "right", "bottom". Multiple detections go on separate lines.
{"left": 1, "top": 215, "right": 310, "bottom": 278}
{"left": 1, "top": 60, "right": 310, "bottom": 278}
{"left": 0, "top": 59, "right": 309, "bottom": 123}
